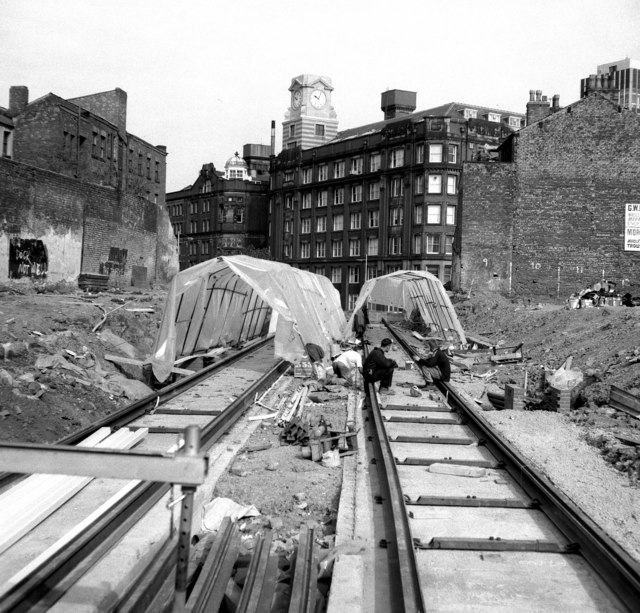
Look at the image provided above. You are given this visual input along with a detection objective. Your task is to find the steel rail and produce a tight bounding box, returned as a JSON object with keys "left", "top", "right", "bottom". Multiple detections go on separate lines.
{"left": 0, "top": 335, "right": 274, "bottom": 491}
{"left": 0, "top": 350, "right": 289, "bottom": 612}
{"left": 385, "top": 321, "right": 640, "bottom": 613}
{"left": 362, "top": 341, "right": 426, "bottom": 613}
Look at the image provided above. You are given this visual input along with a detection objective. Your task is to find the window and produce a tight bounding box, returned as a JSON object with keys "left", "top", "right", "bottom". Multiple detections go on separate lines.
{"left": 369, "top": 153, "right": 381, "bottom": 172}
{"left": 463, "top": 108, "right": 478, "bottom": 119}
{"left": 414, "top": 205, "right": 423, "bottom": 224}
{"left": 203, "top": 200, "right": 210, "bottom": 212}
{"left": 334, "top": 161, "right": 345, "bottom": 178}
{"left": 301, "top": 218, "right": 311, "bottom": 234}
{"left": 334, "top": 188, "right": 344, "bottom": 205}
{"left": 146, "top": 156, "right": 151, "bottom": 178}
{"left": 367, "top": 236, "right": 378, "bottom": 256}
{"left": 390, "top": 207, "right": 404, "bottom": 226}
{"left": 444, "top": 265, "right": 452, "bottom": 281}
{"left": 445, "top": 235, "right": 454, "bottom": 254}
{"left": 318, "top": 164, "right": 328, "bottom": 181}
{"left": 317, "top": 190, "right": 328, "bottom": 207}
{"left": 368, "top": 181, "right": 380, "bottom": 200}
{"left": 427, "top": 264, "right": 440, "bottom": 277}
{"left": 351, "top": 185, "right": 362, "bottom": 202}
{"left": 447, "top": 175, "right": 457, "bottom": 194}
{"left": 189, "top": 242, "right": 198, "bottom": 256}
{"left": 284, "top": 219, "right": 292, "bottom": 233}
{"left": 302, "top": 168, "right": 312, "bottom": 184}
{"left": 314, "top": 265, "right": 325, "bottom": 276}
{"left": 350, "top": 212, "right": 361, "bottom": 230}
{"left": 289, "top": 125, "right": 296, "bottom": 137}
{"left": 316, "top": 241, "right": 326, "bottom": 258}
{"left": 488, "top": 112, "right": 501, "bottom": 123}
{"left": 189, "top": 202, "right": 198, "bottom": 214}
{"left": 92, "top": 132, "right": 98, "bottom": 157}
{"left": 428, "top": 174, "right": 442, "bottom": 193}
{"left": 315, "top": 124, "right": 325, "bottom": 137}
{"left": 301, "top": 242, "right": 310, "bottom": 258}
{"left": 190, "top": 221, "right": 197, "bottom": 233}
{"left": 366, "top": 266, "right": 378, "bottom": 280}
{"left": 389, "top": 236, "right": 402, "bottom": 255}
{"left": 350, "top": 157, "right": 363, "bottom": 175}
{"left": 348, "top": 294, "right": 359, "bottom": 310}
{"left": 426, "top": 234, "right": 441, "bottom": 254}
{"left": 332, "top": 240, "right": 343, "bottom": 257}
{"left": 285, "top": 195, "right": 293, "bottom": 209}
{"left": 155, "top": 161, "right": 160, "bottom": 182}
{"left": 413, "top": 234, "right": 422, "bottom": 254}
{"left": 348, "top": 266, "right": 360, "bottom": 284}
{"left": 284, "top": 171, "right": 294, "bottom": 183}
{"left": 390, "top": 148, "right": 404, "bottom": 168}
{"left": 447, "top": 145, "right": 458, "bottom": 164}
{"left": 509, "top": 116, "right": 522, "bottom": 128}
{"left": 202, "top": 240, "right": 210, "bottom": 255}
{"left": 333, "top": 214, "right": 344, "bottom": 231}
{"left": 368, "top": 209, "right": 379, "bottom": 228}
{"left": 391, "top": 178, "right": 404, "bottom": 197}
{"left": 427, "top": 205, "right": 441, "bottom": 224}
{"left": 284, "top": 244, "right": 292, "bottom": 258}
{"left": 331, "top": 267, "right": 342, "bottom": 283}
{"left": 138, "top": 153, "right": 143, "bottom": 175}
{"left": 446, "top": 205, "right": 456, "bottom": 225}
{"left": 415, "top": 144, "right": 424, "bottom": 164}
{"left": 128, "top": 148, "right": 133, "bottom": 172}
{"left": 302, "top": 193, "right": 312, "bottom": 209}
{"left": 414, "top": 174, "right": 424, "bottom": 194}
{"left": 202, "top": 219, "right": 210, "bottom": 232}
{"left": 349, "top": 238, "right": 360, "bottom": 256}
{"left": 429, "top": 144, "right": 442, "bottom": 163}
{"left": 316, "top": 216, "right": 327, "bottom": 232}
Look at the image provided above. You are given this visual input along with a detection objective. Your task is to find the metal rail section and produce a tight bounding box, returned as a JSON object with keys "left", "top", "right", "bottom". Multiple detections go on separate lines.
{"left": 386, "top": 321, "right": 640, "bottom": 613}
{"left": 362, "top": 342, "right": 426, "bottom": 613}
{"left": 0, "top": 341, "right": 289, "bottom": 613}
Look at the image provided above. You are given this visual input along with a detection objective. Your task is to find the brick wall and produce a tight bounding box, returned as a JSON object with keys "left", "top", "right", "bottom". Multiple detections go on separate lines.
{"left": 0, "top": 157, "right": 178, "bottom": 285}
{"left": 459, "top": 93, "right": 640, "bottom": 299}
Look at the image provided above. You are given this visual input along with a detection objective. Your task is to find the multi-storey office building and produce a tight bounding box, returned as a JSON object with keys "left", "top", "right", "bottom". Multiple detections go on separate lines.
{"left": 580, "top": 58, "right": 640, "bottom": 111}
{"left": 167, "top": 147, "right": 270, "bottom": 270}
{"left": 270, "top": 86, "right": 524, "bottom": 308}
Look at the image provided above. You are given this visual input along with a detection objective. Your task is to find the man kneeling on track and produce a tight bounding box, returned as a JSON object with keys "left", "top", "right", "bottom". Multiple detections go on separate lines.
{"left": 363, "top": 338, "right": 398, "bottom": 395}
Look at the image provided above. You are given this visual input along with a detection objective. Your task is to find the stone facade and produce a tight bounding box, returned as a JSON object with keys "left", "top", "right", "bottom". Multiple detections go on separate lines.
{"left": 459, "top": 92, "right": 640, "bottom": 298}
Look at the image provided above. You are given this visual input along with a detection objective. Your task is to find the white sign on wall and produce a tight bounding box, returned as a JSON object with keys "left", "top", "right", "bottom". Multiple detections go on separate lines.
{"left": 625, "top": 203, "right": 640, "bottom": 251}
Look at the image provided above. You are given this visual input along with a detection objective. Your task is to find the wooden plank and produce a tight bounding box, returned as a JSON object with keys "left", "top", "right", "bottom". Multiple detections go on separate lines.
{"left": 609, "top": 385, "right": 640, "bottom": 419}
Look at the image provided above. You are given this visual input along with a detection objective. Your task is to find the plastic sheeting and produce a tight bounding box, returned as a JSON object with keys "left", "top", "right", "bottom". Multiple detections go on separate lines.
{"left": 150, "top": 256, "right": 346, "bottom": 382}
{"left": 343, "top": 270, "right": 466, "bottom": 345}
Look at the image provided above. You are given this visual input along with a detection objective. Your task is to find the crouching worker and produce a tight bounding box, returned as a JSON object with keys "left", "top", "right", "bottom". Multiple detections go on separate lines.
{"left": 363, "top": 338, "right": 398, "bottom": 395}
{"left": 331, "top": 348, "right": 363, "bottom": 387}
{"left": 414, "top": 343, "right": 467, "bottom": 385}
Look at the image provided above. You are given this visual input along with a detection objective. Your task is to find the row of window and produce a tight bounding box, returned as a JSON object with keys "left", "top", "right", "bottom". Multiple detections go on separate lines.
{"left": 292, "top": 144, "right": 460, "bottom": 185}
{"left": 285, "top": 233, "right": 453, "bottom": 259}
{"left": 172, "top": 210, "right": 245, "bottom": 235}
{"left": 285, "top": 174, "right": 457, "bottom": 210}
{"left": 289, "top": 204, "right": 456, "bottom": 234}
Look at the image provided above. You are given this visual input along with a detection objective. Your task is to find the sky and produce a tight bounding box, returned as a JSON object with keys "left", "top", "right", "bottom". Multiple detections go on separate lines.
{"left": 1, "top": 0, "right": 639, "bottom": 192}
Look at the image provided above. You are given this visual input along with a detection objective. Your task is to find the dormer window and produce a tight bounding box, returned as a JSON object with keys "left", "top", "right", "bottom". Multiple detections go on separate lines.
{"left": 463, "top": 108, "right": 477, "bottom": 119}
{"left": 488, "top": 112, "right": 501, "bottom": 123}
{"left": 508, "top": 116, "right": 522, "bottom": 128}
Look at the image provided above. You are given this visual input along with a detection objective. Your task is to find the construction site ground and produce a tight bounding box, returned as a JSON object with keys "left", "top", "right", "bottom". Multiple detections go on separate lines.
{"left": 0, "top": 282, "right": 639, "bottom": 594}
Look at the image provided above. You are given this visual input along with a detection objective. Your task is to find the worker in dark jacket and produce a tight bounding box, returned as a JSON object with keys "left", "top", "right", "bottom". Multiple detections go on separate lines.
{"left": 414, "top": 343, "right": 453, "bottom": 383}
{"left": 363, "top": 338, "right": 398, "bottom": 395}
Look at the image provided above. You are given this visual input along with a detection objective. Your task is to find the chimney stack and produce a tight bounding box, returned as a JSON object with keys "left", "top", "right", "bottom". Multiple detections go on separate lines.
{"left": 270, "top": 120, "right": 276, "bottom": 156}
{"left": 9, "top": 86, "right": 28, "bottom": 116}
{"left": 381, "top": 89, "right": 416, "bottom": 120}
{"left": 526, "top": 89, "right": 552, "bottom": 125}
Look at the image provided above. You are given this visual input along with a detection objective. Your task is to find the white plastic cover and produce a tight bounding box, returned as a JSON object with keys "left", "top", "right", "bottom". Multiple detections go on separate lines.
{"left": 343, "top": 270, "right": 466, "bottom": 345}
{"left": 150, "top": 256, "right": 346, "bottom": 382}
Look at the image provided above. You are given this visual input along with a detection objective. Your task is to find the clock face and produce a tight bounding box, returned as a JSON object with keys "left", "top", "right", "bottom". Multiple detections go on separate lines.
{"left": 292, "top": 90, "right": 302, "bottom": 108}
{"left": 310, "top": 89, "right": 326, "bottom": 109}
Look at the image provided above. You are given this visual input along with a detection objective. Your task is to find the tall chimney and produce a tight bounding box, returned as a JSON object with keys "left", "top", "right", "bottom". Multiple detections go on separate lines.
{"left": 526, "top": 89, "right": 551, "bottom": 125}
{"left": 381, "top": 89, "right": 416, "bottom": 120}
{"left": 9, "top": 86, "right": 28, "bottom": 116}
{"left": 552, "top": 95, "right": 560, "bottom": 112}
{"left": 270, "top": 120, "right": 276, "bottom": 156}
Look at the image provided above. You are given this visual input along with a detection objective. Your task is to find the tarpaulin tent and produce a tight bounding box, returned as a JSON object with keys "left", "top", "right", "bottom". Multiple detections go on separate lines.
{"left": 343, "top": 270, "right": 466, "bottom": 345}
{"left": 150, "top": 256, "right": 346, "bottom": 382}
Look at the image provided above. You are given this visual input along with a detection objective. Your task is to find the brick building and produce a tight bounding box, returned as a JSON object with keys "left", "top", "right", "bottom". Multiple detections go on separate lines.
{"left": 0, "top": 86, "right": 177, "bottom": 285}
{"left": 166, "top": 146, "right": 270, "bottom": 270}
{"left": 270, "top": 78, "right": 524, "bottom": 309}
{"left": 458, "top": 91, "right": 640, "bottom": 298}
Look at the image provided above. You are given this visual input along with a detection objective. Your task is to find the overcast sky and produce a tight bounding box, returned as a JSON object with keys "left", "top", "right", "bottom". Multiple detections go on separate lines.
{"left": 1, "top": 0, "right": 639, "bottom": 192}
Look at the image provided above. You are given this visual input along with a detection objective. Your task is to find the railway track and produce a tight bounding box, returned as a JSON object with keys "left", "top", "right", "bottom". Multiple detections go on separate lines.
{"left": 0, "top": 337, "right": 295, "bottom": 612}
{"left": 362, "top": 321, "right": 640, "bottom": 613}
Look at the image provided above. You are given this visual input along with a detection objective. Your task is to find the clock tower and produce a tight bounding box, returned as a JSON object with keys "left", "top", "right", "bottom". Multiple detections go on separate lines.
{"left": 282, "top": 74, "right": 338, "bottom": 151}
